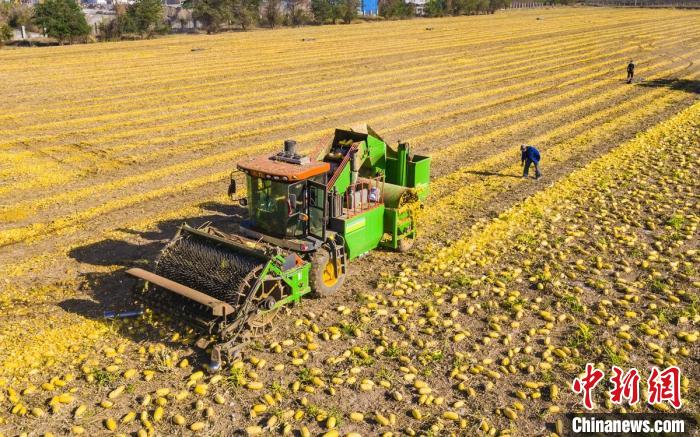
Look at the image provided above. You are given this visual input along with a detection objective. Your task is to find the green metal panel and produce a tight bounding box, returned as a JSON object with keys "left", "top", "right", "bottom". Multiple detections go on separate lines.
{"left": 407, "top": 154, "right": 431, "bottom": 200}
{"left": 382, "top": 207, "right": 416, "bottom": 250}
{"left": 332, "top": 164, "right": 352, "bottom": 196}
{"left": 384, "top": 143, "right": 410, "bottom": 186}
{"left": 383, "top": 208, "right": 398, "bottom": 250}
{"left": 266, "top": 255, "right": 311, "bottom": 309}
{"left": 384, "top": 141, "right": 400, "bottom": 185}
{"left": 365, "top": 135, "right": 387, "bottom": 172}
{"left": 341, "top": 206, "right": 385, "bottom": 259}
{"left": 396, "top": 143, "right": 408, "bottom": 186}
{"left": 385, "top": 156, "right": 399, "bottom": 185}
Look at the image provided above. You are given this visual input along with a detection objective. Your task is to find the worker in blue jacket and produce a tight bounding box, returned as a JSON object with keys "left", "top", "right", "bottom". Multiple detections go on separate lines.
{"left": 520, "top": 144, "right": 541, "bottom": 179}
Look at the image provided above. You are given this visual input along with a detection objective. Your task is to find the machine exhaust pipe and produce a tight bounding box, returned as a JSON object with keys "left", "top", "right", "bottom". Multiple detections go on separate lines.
{"left": 284, "top": 139, "right": 297, "bottom": 157}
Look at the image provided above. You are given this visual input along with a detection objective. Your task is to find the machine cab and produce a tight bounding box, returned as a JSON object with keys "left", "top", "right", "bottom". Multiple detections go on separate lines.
{"left": 235, "top": 140, "right": 330, "bottom": 242}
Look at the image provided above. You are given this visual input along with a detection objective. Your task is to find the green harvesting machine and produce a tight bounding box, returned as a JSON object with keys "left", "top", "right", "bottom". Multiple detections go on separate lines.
{"left": 127, "top": 125, "right": 430, "bottom": 369}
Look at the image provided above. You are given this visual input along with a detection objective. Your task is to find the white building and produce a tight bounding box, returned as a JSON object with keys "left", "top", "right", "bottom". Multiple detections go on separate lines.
{"left": 406, "top": 0, "right": 428, "bottom": 15}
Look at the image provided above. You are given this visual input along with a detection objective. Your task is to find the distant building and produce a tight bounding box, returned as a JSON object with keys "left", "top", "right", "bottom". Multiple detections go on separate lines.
{"left": 360, "top": 0, "right": 378, "bottom": 15}
{"left": 406, "top": 0, "right": 427, "bottom": 15}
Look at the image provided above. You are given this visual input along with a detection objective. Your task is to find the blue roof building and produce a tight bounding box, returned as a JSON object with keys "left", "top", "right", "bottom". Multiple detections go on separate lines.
{"left": 361, "top": 0, "right": 378, "bottom": 15}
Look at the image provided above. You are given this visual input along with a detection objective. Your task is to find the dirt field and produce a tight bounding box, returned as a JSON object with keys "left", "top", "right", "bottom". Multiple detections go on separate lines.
{"left": 0, "top": 7, "right": 698, "bottom": 436}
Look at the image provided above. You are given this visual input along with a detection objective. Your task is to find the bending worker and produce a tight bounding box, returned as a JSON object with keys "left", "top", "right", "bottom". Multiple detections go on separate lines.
{"left": 520, "top": 144, "right": 542, "bottom": 180}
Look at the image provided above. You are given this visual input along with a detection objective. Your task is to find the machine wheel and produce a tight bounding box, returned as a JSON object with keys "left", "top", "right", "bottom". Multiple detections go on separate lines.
{"left": 242, "top": 272, "right": 286, "bottom": 338}
{"left": 310, "top": 249, "right": 346, "bottom": 297}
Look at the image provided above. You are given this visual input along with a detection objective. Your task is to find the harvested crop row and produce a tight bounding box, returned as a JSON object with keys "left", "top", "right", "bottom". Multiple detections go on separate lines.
{"left": 1, "top": 44, "right": 696, "bottom": 250}
{"left": 0, "top": 15, "right": 680, "bottom": 141}
{"left": 1, "top": 90, "right": 696, "bottom": 437}
{"left": 4, "top": 27, "right": 691, "bottom": 213}
{"left": 0, "top": 9, "right": 674, "bottom": 107}
{"left": 421, "top": 73, "right": 698, "bottom": 236}
{"left": 2, "top": 31, "right": 696, "bottom": 211}
{"left": 2, "top": 17, "right": 697, "bottom": 221}
{"left": 0, "top": 28, "right": 644, "bottom": 148}
{"left": 0, "top": 55, "right": 695, "bottom": 387}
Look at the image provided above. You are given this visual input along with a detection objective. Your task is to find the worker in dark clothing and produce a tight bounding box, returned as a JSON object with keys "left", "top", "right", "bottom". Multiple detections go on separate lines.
{"left": 521, "top": 144, "right": 541, "bottom": 179}
{"left": 627, "top": 60, "right": 635, "bottom": 84}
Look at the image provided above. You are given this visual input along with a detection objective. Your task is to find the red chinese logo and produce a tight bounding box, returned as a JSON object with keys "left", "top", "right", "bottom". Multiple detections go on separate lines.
{"left": 609, "top": 366, "right": 641, "bottom": 405}
{"left": 648, "top": 366, "right": 682, "bottom": 409}
{"left": 571, "top": 364, "right": 683, "bottom": 409}
{"left": 572, "top": 363, "right": 605, "bottom": 409}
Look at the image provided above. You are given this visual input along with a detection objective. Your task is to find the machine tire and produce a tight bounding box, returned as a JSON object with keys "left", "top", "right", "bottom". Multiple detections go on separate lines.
{"left": 310, "top": 249, "right": 346, "bottom": 297}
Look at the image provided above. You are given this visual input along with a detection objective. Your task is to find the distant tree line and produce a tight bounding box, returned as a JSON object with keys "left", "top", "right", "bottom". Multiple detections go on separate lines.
{"left": 187, "top": 0, "right": 261, "bottom": 32}
{"left": 1, "top": 0, "right": 91, "bottom": 44}
{"left": 99, "top": 0, "right": 169, "bottom": 39}
{"left": 541, "top": 0, "right": 576, "bottom": 5}
{"left": 0, "top": 11, "right": 12, "bottom": 45}
{"left": 378, "top": 0, "right": 414, "bottom": 18}
{"left": 187, "top": 0, "right": 360, "bottom": 33}
{"left": 0, "top": 0, "right": 575, "bottom": 46}
{"left": 0, "top": 0, "right": 166, "bottom": 44}
{"left": 1, "top": 2, "right": 30, "bottom": 44}
{"left": 422, "top": 0, "right": 509, "bottom": 16}
{"left": 309, "top": 0, "right": 360, "bottom": 23}
{"left": 34, "top": 0, "right": 91, "bottom": 42}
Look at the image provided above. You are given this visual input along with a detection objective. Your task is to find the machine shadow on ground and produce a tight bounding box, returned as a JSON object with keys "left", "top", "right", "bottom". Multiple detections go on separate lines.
{"left": 465, "top": 170, "right": 522, "bottom": 179}
{"left": 638, "top": 78, "right": 700, "bottom": 94}
{"left": 59, "top": 201, "right": 248, "bottom": 351}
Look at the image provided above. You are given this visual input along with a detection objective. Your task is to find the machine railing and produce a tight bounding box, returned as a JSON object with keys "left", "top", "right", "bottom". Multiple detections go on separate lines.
{"left": 342, "top": 175, "right": 384, "bottom": 217}
{"left": 326, "top": 142, "right": 360, "bottom": 190}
